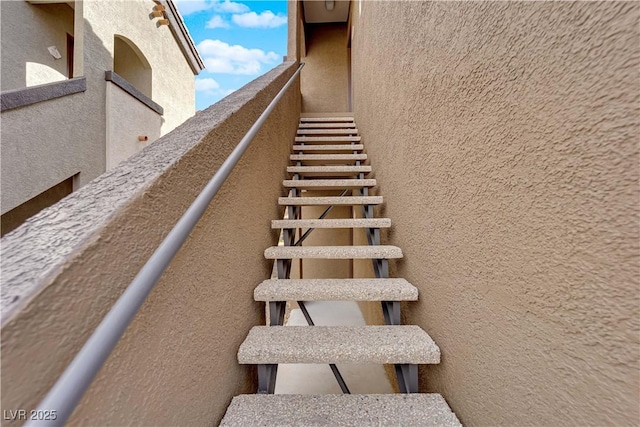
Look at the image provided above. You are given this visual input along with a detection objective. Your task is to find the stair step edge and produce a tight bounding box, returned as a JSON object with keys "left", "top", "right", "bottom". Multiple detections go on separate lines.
{"left": 271, "top": 218, "right": 391, "bottom": 229}
{"left": 254, "top": 278, "right": 418, "bottom": 301}
{"left": 220, "top": 394, "right": 461, "bottom": 427}
{"left": 295, "top": 136, "right": 361, "bottom": 142}
{"left": 283, "top": 179, "right": 376, "bottom": 188}
{"left": 264, "top": 245, "right": 403, "bottom": 259}
{"left": 292, "top": 144, "right": 364, "bottom": 151}
{"left": 290, "top": 154, "right": 367, "bottom": 159}
{"left": 278, "top": 196, "right": 383, "bottom": 206}
{"left": 300, "top": 116, "right": 354, "bottom": 122}
{"left": 237, "top": 325, "right": 440, "bottom": 364}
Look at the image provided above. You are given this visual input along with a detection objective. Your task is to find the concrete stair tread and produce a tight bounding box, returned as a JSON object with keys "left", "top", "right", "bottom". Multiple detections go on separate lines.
{"left": 254, "top": 278, "right": 417, "bottom": 301}
{"left": 297, "top": 129, "right": 359, "bottom": 135}
{"left": 264, "top": 245, "right": 402, "bottom": 259}
{"left": 288, "top": 165, "right": 371, "bottom": 176}
{"left": 279, "top": 196, "right": 382, "bottom": 205}
{"left": 293, "top": 144, "right": 363, "bottom": 151}
{"left": 220, "top": 394, "right": 461, "bottom": 427}
{"left": 291, "top": 154, "right": 367, "bottom": 161}
{"left": 272, "top": 218, "right": 390, "bottom": 229}
{"left": 300, "top": 116, "right": 354, "bottom": 122}
{"left": 237, "top": 325, "right": 440, "bottom": 364}
{"left": 283, "top": 179, "right": 376, "bottom": 189}
{"left": 299, "top": 123, "right": 356, "bottom": 128}
{"left": 295, "top": 136, "right": 361, "bottom": 142}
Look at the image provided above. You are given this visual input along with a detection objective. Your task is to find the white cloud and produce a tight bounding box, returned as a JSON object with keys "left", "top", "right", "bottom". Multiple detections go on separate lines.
{"left": 174, "top": 0, "right": 249, "bottom": 16}
{"left": 197, "top": 39, "right": 280, "bottom": 75}
{"left": 232, "top": 11, "right": 287, "bottom": 28}
{"left": 205, "top": 15, "right": 230, "bottom": 29}
{"left": 195, "top": 77, "right": 220, "bottom": 92}
{"left": 213, "top": 0, "right": 249, "bottom": 13}
{"left": 195, "top": 77, "right": 235, "bottom": 104}
{"left": 173, "top": 0, "right": 211, "bottom": 15}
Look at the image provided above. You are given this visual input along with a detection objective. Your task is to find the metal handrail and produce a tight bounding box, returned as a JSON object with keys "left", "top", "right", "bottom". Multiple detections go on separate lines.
{"left": 26, "top": 62, "right": 304, "bottom": 427}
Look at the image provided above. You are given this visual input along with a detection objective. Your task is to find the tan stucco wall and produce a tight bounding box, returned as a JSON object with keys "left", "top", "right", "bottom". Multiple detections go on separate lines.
{"left": 113, "top": 36, "right": 153, "bottom": 98}
{"left": 350, "top": 2, "right": 639, "bottom": 426}
{"left": 86, "top": 0, "right": 195, "bottom": 134}
{"left": 1, "top": 0, "right": 196, "bottom": 216}
{"left": 0, "top": 90, "right": 89, "bottom": 214}
{"left": 287, "top": 0, "right": 302, "bottom": 62}
{"left": 0, "top": 176, "right": 73, "bottom": 237}
{"left": 1, "top": 62, "right": 300, "bottom": 426}
{"left": 106, "top": 82, "right": 162, "bottom": 169}
{"left": 301, "top": 23, "right": 348, "bottom": 113}
{"left": 0, "top": 2, "right": 74, "bottom": 91}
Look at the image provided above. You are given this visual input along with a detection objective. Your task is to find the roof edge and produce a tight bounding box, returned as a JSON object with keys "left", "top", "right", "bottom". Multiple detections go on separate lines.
{"left": 160, "top": 0, "right": 205, "bottom": 75}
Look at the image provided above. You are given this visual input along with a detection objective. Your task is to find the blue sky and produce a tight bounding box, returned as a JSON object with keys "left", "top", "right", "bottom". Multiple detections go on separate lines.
{"left": 174, "top": 0, "right": 288, "bottom": 110}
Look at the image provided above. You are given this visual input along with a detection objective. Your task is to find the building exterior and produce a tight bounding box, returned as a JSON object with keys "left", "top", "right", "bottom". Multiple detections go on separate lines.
{"left": 0, "top": 1, "right": 637, "bottom": 426}
{"left": 0, "top": 0, "right": 204, "bottom": 235}
{"left": 292, "top": 2, "right": 638, "bottom": 425}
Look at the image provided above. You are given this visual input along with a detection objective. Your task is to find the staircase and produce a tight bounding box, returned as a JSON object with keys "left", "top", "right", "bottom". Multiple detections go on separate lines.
{"left": 220, "top": 114, "right": 461, "bottom": 426}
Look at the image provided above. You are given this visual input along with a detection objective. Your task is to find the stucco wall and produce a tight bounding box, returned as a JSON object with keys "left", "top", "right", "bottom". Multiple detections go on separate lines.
{"left": 0, "top": 62, "right": 300, "bottom": 426}
{"left": 0, "top": 88, "right": 88, "bottom": 213}
{"left": 85, "top": 0, "right": 195, "bottom": 134}
{"left": 0, "top": 2, "right": 74, "bottom": 91}
{"left": 301, "top": 23, "right": 348, "bottom": 113}
{"left": 350, "top": 2, "right": 639, "bottom": 426}
{"left": 0, "top": 176, "right": 73, "bottom": 237}
{"left": 106, "top": 82, "right": 162, "bottom": 169}
{"left": 113, "top": 36, "right": 153, "bottom": 98}
{"left": 1, "top": 0, "right": 196, "bottom": 218}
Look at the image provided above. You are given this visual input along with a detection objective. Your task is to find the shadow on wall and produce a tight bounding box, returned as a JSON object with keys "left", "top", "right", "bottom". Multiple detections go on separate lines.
{"left": 1, "top": 60, "right": 300, "bottom": 427}
{"left": 1, "top": 9, "right": 163, "bottom": 234}
{"left": 301, "top": 22, "right": 349, "bottom": 113}
{"left": 0, "top": 11, "right": 112, "bottom": 230}
{"left": 114, "top": 34, "right": 153, "bottom": 98}
{"left": 0, "top": 2, "right": 75, "bottom": 91}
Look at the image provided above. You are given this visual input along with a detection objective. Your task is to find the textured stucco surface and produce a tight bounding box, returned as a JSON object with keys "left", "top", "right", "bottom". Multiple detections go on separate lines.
{"left": 0, "top": 62, "right": 300, "bottom": 426}
{"left": 0, "top": 77, "right": 86, "bottom": 112}
{"left": 0, "top": 87, "right": 90, "bottom": 214}
{"left": 85, "top": 0, "right": 196, "bottom": 135}
{"left": 287, "top": 0, "right": 302, "bottom": 62}
{"left": 0, "top": 2, "right": 74, "bottom": 91}
{"left": 106, "top": 81, "right": 162, "bottom": 169}
{"left": 301, "top": 23, "right": 348, "bottom": 113}
{"left": 1, "top": 0, "right": 196, "bottom": 215}
{"left": 1, "top": 177, "right": 73, "bottom": 237}
{"left": 350, "top": 2, "right": 639, "bottom": 426}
